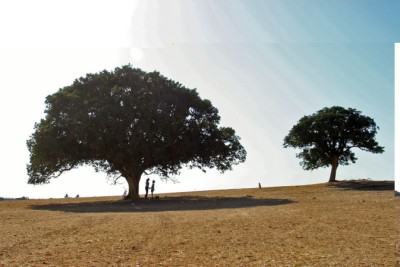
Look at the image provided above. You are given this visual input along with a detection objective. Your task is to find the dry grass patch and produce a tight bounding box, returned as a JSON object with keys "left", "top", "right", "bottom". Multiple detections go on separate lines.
{"left": 0, "top": 181, "right": 395, "bottom": 266}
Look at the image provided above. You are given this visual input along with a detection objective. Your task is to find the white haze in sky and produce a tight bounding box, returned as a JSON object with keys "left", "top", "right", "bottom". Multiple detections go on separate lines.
{"left": 0, "top": 0, "right": 397, "bottom": 198}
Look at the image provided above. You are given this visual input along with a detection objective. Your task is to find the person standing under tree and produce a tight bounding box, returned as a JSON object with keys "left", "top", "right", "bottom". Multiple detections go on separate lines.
{"left": 151, "top": 180, "right": 155, "bottom": 199}
{"left": 145, "top": 178, "right": 150, "bottom": 198}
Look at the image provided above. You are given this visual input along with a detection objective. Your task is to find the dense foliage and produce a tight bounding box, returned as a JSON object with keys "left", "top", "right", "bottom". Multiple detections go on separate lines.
{"left": 283, "top": 106, "right": 384, "bottom": 182}
{"left": 27, "top": 65, "right": 246, "bottom": 199}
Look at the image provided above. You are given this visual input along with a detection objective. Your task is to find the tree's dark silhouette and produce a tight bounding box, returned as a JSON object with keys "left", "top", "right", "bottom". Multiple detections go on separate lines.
{"left": 283, "top": 106, "right": 384, "bottom": 182}
{"left": 27, "top": 65, "right": 246, "bottom": 199}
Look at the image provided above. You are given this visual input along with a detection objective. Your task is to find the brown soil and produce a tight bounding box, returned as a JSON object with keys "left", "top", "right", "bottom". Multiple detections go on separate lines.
{"left": 0, "top": 180, "right": 395, "bottom": 266}
{"left": 397, "top": 195, "right": 400, "bottom": 267}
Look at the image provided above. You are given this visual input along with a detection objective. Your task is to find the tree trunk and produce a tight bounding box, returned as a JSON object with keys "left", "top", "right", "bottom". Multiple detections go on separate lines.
{"left": 329, "top": 156, "right": 339, "bottom": 182}
{"left": 125, "top": 172, "right": 143, "bottom": 200}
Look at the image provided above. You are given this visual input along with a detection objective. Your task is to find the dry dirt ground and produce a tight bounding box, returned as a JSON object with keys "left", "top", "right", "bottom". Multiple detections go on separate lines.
{"left": 396, "top": 195, "right": 400, "bottom": 267}
{"left": 0, "top": 180, "right": 395, "bottom": 266}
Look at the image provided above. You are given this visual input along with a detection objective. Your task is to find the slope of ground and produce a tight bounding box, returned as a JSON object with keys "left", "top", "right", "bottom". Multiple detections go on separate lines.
{"left": 0, "top": 180, "right": 395, "bottom": 266}
{"left": 396, "top": 195, "right": 400, "bottom": 266}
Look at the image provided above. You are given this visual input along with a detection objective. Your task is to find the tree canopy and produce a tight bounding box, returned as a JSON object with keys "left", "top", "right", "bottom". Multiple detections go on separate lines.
{"left": 27, "top": 65, "right": 246, "bottom": 199}
{"left": 283, "top": 106, "right": 384, "bottom": 182}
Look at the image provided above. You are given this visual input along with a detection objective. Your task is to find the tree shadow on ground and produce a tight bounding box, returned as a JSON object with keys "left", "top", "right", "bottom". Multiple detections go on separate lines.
{"left": 30, "top": 196, "right": 294, "bottom": 213}
{"left": 328, "top": 180, "right": 394, "bottom": 191}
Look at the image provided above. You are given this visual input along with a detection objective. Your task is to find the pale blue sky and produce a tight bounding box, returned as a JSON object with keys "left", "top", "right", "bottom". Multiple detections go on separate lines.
{"left": 0, "top": 0, "right": 398, "bottom": 198}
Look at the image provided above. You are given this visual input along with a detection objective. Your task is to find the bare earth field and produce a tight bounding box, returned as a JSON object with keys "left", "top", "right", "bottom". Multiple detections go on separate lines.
{"left": 0, "top": 180, "right": 395, "bottom": 266}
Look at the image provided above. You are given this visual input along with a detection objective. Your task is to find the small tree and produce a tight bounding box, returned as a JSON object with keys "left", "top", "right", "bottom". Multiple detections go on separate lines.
{"left": 27, "top": 65, "right": 246, "bottom": 199}
{"left": 283, "top": 106, "right": 384, "bottom": 182}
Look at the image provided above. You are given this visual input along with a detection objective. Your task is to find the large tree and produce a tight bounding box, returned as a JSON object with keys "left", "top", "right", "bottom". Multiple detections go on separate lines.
{"left": 27, "top": 65, "right": 246, "bottom": 199}
{"left": 283, "top": 106, "right": 384, "bottom": 182}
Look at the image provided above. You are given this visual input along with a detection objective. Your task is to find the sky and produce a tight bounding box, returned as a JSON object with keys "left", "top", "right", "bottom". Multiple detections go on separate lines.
{"left": 0, "top": 0, "right": 398, "bottom": 198}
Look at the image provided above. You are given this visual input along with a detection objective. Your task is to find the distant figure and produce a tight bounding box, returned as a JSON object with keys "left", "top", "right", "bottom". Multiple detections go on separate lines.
{"left": 258, "top": 183, "right": 262, "bottom": 189}
{"left": 64, "top": 194, "right": 69, "bottom": 198}
{"left": 151, "top": 180, "right": 155, "bottom": 198}
{"left": 76, "top": 194, "right": 80, "bottom": 198}
{"left": 145, "top": 178, "right": 150, "bottom": 198}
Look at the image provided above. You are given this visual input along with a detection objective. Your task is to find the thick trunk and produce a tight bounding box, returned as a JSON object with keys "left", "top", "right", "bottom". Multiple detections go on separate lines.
{"left": 125, "top": 172, "right": 142, "bottom": 200}
{"left": 329, "top": 156, "right": 339, "bottom": 182}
